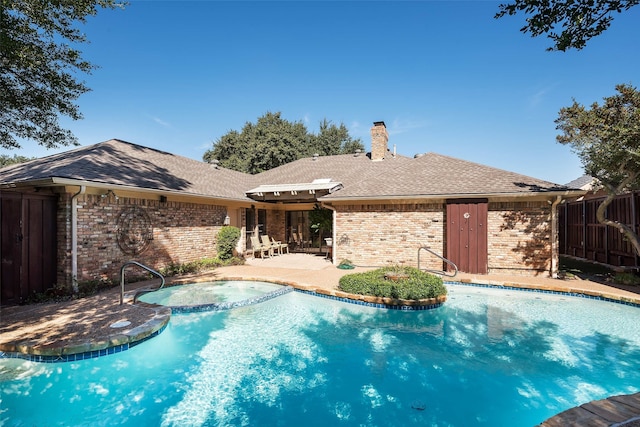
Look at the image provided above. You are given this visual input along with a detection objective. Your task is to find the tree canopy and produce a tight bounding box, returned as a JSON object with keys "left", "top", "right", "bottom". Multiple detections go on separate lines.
{"left": 495, "top": 0, "right": 639, "bottom": 51}
{"left": 1, "top": 0, "right": 124, "bottom": 149}
{"left": 0, "top": 154, "right": 34, "bottom": 168}
{"left": 203, "top": 112, "right": 364, "bottom": 174}
{"left": 556, "top": 83, "right": 640, "bottom": 255}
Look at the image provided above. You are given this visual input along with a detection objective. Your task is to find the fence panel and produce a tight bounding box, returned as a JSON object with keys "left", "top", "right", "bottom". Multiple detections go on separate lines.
{"left": 559, "top": 191, "right": 639, "bottom": 268}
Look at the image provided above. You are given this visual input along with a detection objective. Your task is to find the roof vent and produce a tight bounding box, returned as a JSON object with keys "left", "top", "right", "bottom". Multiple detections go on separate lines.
{"left": 312, "top": 153, "right": 319, "bottom": 161}
{"left": 414, "top": 153, "right": 425, "bottom": 158}
{"left": 210, "top": 159, "right": 219, "bottom": 169}
{"left": 354, "top": 149, "right": 361, "bottom": 157}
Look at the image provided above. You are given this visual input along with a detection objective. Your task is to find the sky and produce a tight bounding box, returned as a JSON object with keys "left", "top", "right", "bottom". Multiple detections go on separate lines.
{"left": 4, "top": 1, "right": 639, "bottom": 185}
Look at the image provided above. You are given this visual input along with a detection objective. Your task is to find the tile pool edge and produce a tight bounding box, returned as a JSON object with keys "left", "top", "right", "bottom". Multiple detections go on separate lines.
{"left": 446, "top": 280, "right": 640, "bottom": 308}
{"left": 168, "top": 284, "right": 294, "bottom": 313}
{"left": 293, "top": 288, "right": 445, "bottom": 310}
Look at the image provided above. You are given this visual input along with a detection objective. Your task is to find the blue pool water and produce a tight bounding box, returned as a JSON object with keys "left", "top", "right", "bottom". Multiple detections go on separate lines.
{"left": 1, "top": 284, "right": 639, "bottom": 426}
{"left": 137, "top": 280, "right": 284, "bottom": 307}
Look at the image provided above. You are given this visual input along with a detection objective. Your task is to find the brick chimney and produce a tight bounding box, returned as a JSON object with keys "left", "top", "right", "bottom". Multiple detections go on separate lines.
{"left": 370, "top": 121, "right": 388, "bottom": 161}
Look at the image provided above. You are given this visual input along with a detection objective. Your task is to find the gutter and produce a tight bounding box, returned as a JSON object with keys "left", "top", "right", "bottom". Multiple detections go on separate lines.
{"left": 71, "top": 185, "right": 86, "bottom": 292}
{"left": 1, "top": 177, "right": 254, "bottom": 204}
{"left": 319, "top": 190, "right": 586, "bottom": 203}
{"left": 550, "top": 195, "right": 563, "bottom": 278}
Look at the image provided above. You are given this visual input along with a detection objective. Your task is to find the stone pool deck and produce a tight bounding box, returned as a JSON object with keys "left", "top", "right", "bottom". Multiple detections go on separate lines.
{"left": 1, "top": 253, "right": 639, "bottom": 426}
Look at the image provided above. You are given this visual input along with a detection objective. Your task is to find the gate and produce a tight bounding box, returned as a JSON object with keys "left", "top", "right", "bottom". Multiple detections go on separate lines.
{"left": 1, "top": 191, "right": 57, "bottom": 305}
{"left": 446, "top": 199, "right": 488, "bottom": 274}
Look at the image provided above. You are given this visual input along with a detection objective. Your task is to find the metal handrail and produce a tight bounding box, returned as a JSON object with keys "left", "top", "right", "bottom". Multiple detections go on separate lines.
{"left": 418, "top": 246, "right": 458, "bottom": 278}
{"left": 120, "top": 261, "right": 165, "bottom": 305}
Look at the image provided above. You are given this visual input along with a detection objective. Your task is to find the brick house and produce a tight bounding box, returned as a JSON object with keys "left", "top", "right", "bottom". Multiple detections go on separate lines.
{"left": 0, "top": 122, "right": 583, "bottom": 303}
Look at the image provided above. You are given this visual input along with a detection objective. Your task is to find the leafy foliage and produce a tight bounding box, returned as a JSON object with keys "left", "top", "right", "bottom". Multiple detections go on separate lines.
{"left": 613, "top": 272, "right": 640, "bottom": 286}
{"left": 217, "top": 226, "right": 241, "bottom": 260}
{"left": 309, "top": 205, "right": 332, "bottom": 246}
{"left": 1, "top": 0, "right": 125, "bottom": 149}
{"left": 203, "top": 112, "right": 364, "bottom": 174}
{"left": 338, "top": 266, "right": 447, "bottom": 300}
{"left": 25, "top": 278, "right": 115, "bottom": 304}
{"left": 0, "top": 154, "right": 35, "bottom": 168}
{"left": 160, "top": 256, "right": 244, "bottom": 276}
{"left": 495, "top": 0, "right": 639, "bottom": 51}
{"left": 556, "top": 83, "right": 640, "bottom": 255}
{"left": 310, "top": 118, "right": 364, "bottom": 156}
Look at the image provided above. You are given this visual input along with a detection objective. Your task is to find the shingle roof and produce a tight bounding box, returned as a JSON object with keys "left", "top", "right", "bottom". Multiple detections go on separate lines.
{"left": 565, "top": 175, "right": 596, "bottom": 190}
{"left": 0, "top": 139, "right": 257, "bottom": 201}
{"left": 255, "top": 152, "right": 577, "bottom": 200}
{"left": 0, "top": 140, "right": 582, "bottom": 203}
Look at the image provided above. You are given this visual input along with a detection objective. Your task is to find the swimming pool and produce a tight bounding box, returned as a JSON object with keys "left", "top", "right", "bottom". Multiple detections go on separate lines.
{"left": 1, "top": 283, "right": 639, "bottom": 426}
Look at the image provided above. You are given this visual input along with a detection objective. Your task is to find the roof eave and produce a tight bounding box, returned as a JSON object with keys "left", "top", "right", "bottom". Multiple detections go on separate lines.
{"left": 321, "top": 189, "right": 587, "bottom": 203}
{"left": 1, "top": 177, "right": 254, "bottom": 203}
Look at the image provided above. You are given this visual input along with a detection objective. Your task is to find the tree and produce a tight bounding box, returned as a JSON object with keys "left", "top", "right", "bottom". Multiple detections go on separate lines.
{"left": 310, "top": 119, "right": 364, "bottom": 156}
{"left": 555, "top": 83, "right": 640, "bottom": 255}
{"left": 495, "top": 0, "right": 639, "bottom": 51}
{"left": 0, "top": 154, "right": 35, "bottom": 168}
{"left": 204, "top": 112, "right": 364, "bottom": 174}
{"left": 1, "top": 0, "right": 124, "bottom": 149}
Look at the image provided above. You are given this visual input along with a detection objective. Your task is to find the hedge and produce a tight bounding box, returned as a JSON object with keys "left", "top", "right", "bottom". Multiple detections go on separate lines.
{"left": 338, "top": 266, "right": 447, "bottom": 300}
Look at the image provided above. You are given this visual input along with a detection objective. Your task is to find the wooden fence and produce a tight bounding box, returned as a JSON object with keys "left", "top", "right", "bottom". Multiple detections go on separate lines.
{"left": 559, "top": 191, "right": 640, "bottom": 269}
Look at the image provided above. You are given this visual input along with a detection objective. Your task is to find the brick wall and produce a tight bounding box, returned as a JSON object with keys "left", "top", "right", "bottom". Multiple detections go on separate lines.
{"left": 487, "top": 201, "right": 551, "bottom": 275}
{"left": 334, "top": 203, "right": 445, "bottom": 270}
{"left": 266, "top": 209, "right": 286, "bottom": 243}
{"left": 333, "top": 201, "right": 552, "bottom": 276}
{"left": 58, "top": 193, "right": 229, "bottom": 285}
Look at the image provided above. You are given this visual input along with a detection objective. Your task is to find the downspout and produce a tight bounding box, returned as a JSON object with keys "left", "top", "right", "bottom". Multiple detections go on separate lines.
{"left": 71, "top": 185, "right": 86, "bottom": 292}
{"left": 551, "top": 195, "right": 562, "bottom": 278}
{"left": 323, "top": 203, "right": 337, "bottom": 264}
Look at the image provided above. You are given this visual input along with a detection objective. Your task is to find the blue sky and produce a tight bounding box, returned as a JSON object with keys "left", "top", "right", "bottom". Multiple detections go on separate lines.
{"left": 5, "top": 1, "right": 639, "bottom": 184}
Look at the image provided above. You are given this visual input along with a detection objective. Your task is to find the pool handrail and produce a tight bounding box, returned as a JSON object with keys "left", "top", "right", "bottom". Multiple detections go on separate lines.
{"left": 120, "top": 261, "right": 165, "bottom": 305}
{"left": 418, "top": 246, "right": 458, "bottom": 278}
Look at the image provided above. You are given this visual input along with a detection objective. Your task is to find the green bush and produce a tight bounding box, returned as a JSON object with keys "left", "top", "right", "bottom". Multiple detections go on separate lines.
{"left": 159, "top": 256, "right": 244, "bottom": 277}
{"left": 614, "top": 272, "right": 640, "bottom": 286}
{"left": 338, "top": 266, "right": 447, "bottom": 300}
{"left": 217, "top": 226, "right": 241, "bottom": 260}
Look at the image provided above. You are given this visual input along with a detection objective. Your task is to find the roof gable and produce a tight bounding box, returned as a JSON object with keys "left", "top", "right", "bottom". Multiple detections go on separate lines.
{"left": 0, "top": 139, "right": 257, "bottom": 200}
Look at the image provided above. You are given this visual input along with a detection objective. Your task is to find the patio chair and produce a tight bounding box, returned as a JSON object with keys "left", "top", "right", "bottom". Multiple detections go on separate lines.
{"left": 260, "top": 234, "right": 283, "bottom": 256}
{"left": 271, "top": 236, "right": 289, "bottom": 255}
{"left": 250, "top": 235, "right": 271, "bottom": 258}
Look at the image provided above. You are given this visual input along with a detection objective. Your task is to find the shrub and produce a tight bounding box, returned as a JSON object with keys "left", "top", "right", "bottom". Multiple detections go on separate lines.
{"left": 24, "top": 279, "right": 115, "bottom": 304}
{"left": 217, "top": 226, "right": 241, "bottom": 260}
{"left": 614, "top": 272, "right": 640, "bottom": 286}
{"left": 159, "top": 256, "right": 244, "bottom": 277}
{"left": 338, "top": 266, "right": 447, "bottom": 300}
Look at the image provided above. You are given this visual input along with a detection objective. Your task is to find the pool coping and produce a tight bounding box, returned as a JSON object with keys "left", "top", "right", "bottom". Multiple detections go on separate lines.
{"left": 0, "top": 301, "right": 171, "bottom": 363}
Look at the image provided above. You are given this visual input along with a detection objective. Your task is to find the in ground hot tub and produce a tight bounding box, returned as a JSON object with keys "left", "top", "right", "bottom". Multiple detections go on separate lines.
{"left": 137, "top": 280, "right": 292, "bottom": 312}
